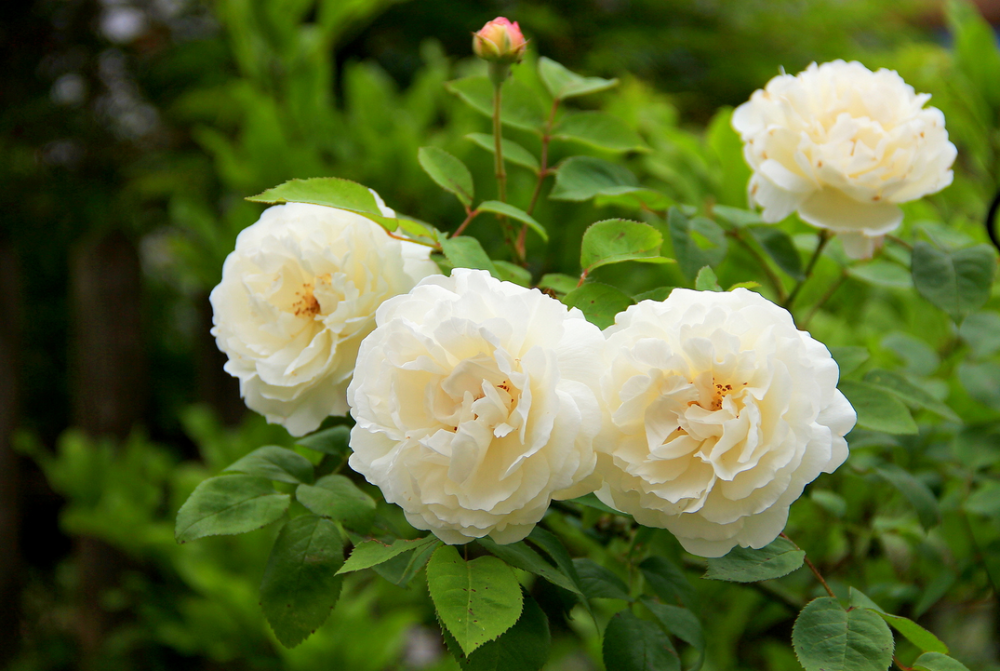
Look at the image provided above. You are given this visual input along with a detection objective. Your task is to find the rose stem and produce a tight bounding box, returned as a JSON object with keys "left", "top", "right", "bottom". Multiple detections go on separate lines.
{"left": 780, "top": 532, "right": 835, "bottom": 598}
{"left": 726, "top": 228, "right": 787, "bottom": 302}
{"left": 491, "top": 74, "right": 521, "bottom": 263}
{"left": 800, "top": 269, "right": 848, "bottom": 329}
{"left": 783, "top": 229, "right": 830, "bottom": 310}
{"left": 516, "top": 98, "right": 560, "bottom": 260}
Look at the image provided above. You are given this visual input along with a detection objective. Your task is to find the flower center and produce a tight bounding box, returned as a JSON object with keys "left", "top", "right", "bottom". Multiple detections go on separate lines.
{"left": 289, "top": 274, "right": 331, "bottom": 318}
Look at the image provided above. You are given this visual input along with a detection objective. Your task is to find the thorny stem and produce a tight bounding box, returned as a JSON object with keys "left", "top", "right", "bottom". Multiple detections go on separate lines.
{"left": 492, "top": 79, "right": 522, "bottom": 263}
{"left": 801, "top": 270, "right": 848, "bottom": 329}
{"left": 784, "top": 230, "right": 830, "bottom": 310}
{"left": 517, "top": 99, "right": 560, "bottom": 261}
{"left": 727, "top": 228, "right": 787, "bottom": 302}
{"left": 781, "top": 533, "right": 835, "bottom": 598}
{"left": 452, "top": 208, "right": 479, "bottom": 238}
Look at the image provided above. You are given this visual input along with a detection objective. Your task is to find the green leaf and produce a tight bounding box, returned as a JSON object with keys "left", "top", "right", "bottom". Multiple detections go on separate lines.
{"left": 418, "top": 147, "right": 474, "bottom": 206}
{"left": 552, "top": 111, "right": 647, "bottom": 153}
{"left": 445, "top": 76, "right": 545, "bottom": 131}
{"left": 912, "top": 652, "right": 972, "bottom": 671}
{"left": 792, "top": 597, "right": 894, "bottom": 671}
{"left": 958, "top": 361, "right": 1000, "bottom": 411}
{"left": 862, "top": 369, "right": 959, "bottom": 422}
{"left": 712, "top": 205, "right": 762, "bottom": 228}
{"left": 440, "top": 237, "right": 499, "bottom": 277}
{"left": 911, "top": 242, "right": 996, "bottom": 321}
{"left": 537, "top": 273, "right": 578, "bottom": 295}
{"left": 295, "top": 425, "right": 351, "bottom": 457}
{"left": 260, "top": 515, "right": 344, "bottom": 648}
{"left": 338, "top": 536, "right": 440, "bottom": 574}
{"left": 668, "top": 208, "right": 728, "bottom": 280}
{"left": 476, "top": 538, "right": 581, "bottom": 595}
{"left": 465, "top": 133, "right": 540, "bottom": 173}
{"left": 572, "top": 558, "right": 630, "bottom": 601}
{"left": 964, "top": 481, "right": 1000, "bottom": 517}
{"left": 748, "top": 226, "right": 804, "bottom": 280}
{"left": 703, "top": 537, "right": 805, "bottom": 582}
{"left": 959, "top": 311, "right": 1000, "bottom": 359}
{"left": 295, "top": 475, "right": 376, "bottom": 532}
{"left": 580, "top": 219, "right": 667, "bottom": 272}
{"left": 426, "top": 545, "right": 524, "bottom": 656}
{"left": 603, "top": 610, "right": 680, "bottom": 671}
{"left": 524, "top": 527, "right": 589, "bottom": 599}
{"left": 728, "top": 281, "right": 761, "bottom": 291}
{"left": 882, "top": 332, "right": 940, "bottom": 377}
{"left": 874, "top": 465, "right": 941, "bottom": 529}
{"left": 643, "top": 599, "right": 706, "bottom": 671}
{"left": 538, "top": 57, "right": 618, "bottom": 100}
{"left": 948, "top": 0, "right": 1000, "bottom": 109}
{"left": 493, "top": 261, "right": 532, "bottom": 287}
{"left": 443, "top": 593, "right": 551, "bottom": 671}
{"left": 694, "top": 266, "right": 722, "bottom": 292}
{"left": 225, "top": 446, "right": 314, "bottom": 485}
{"left": 848, "top": 261, "right": 913, "bottom": 289}
{"left": 811, "top": 490, "right": 847, "bottom": 518}
{"left": 372, "top": 538, "right": 439, "bottom": 587}
{"left": 563, "top": 282, "right": 634, "bottom": 329}
{"left": 247, "top": 177, "right": 398, "bottom": 230}
{"left": 839, "top": 380, "right": 918, "bottom": 435}
{"left": 477, "top": 200, "right": 548, "bottom": 242}
{"left": 830, "top": 346, "right": 870, "bottom": 377}
{"left": 873, "top": 613, "right": 948, "bottom": 654}
{"left": 549, "top": 156, "right": 641, "bottom": 202}
{"left": 639, "top": 556, "right": 697, "bottom": 608}
{"left": 568, "top": 492, "right": 621, "bottom": 515}
{"left": 594, "top": 188, "right": 673, "bottom": 211}
{"left": 175, "top": 474, "right": 290, "bottom": 543}
{"left": 634, "top": 287, "right": 674, "bottom": 302}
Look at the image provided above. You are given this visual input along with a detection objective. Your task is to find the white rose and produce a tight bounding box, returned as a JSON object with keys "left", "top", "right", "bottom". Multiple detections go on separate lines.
{"left": 732, "top": 60, "right": 956, "bottom": 259}
{"left": 595, "top": 289, "right": 856, "bottom": 557}
{"left": 347, "top": 269, "right": 606, "bottom": 544}
{"left": 210, "top": 198, "right": 439, "bottom": 436}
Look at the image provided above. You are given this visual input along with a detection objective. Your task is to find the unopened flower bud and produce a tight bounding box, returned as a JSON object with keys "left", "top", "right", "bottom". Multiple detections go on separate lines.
{"left": 473, "top": 17, "right": 526, "bottom": 65}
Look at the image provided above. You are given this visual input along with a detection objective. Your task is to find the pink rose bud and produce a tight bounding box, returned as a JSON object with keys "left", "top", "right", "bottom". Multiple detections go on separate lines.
{"left": 473, "top": 17, "right": 526, "bottom": 64}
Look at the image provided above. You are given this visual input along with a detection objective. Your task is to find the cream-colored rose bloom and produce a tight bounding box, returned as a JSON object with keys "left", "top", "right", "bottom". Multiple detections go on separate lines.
{"left": 347, "top": 269, "right": 605, "bottom": 544}
{"left": 596, "top": 289, "right": 855, "bottom": 557}
{"left": 732, "top": 60, "right": 956, "bottom": 259}
{"left": 210, "top": 198, "right": 439, "bottom": 436}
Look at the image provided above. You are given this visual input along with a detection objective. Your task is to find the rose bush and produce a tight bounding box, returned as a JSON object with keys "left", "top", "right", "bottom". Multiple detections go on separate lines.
{"left": 210, "top": 199, "right": 438, "bottom": 436}
{"left": 595, "top": 289, "right": 856, "bottom": 557}
{"left": 732, "top": 60, "right": 957, "bottom": 258}
{"left": 347, "top": 269, "right": 605, "bottom": 544}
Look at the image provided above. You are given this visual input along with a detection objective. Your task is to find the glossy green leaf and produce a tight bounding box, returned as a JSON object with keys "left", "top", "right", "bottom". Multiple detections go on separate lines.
{"left": 912, "top": 652, "right": 972, "bottom": 671}
{"left": 748, "top": 226, "right": 804, "bottom": 280}
{"left": 874, "top": 613, "right": 948, "bottom": 654}
{"left": 224, "top": 446, "right": 314, "bottom": 485}
{"left": 426, "top": 545, "right": 524, "bottom": 656}
{"left": 911, "top": 242, "right": 996, "bottom": 321}
{"left": 792, "top": 597, "right": 894, "bottom": 671}
{"left": 549, "top": 156, "right": 641, "bottom": 202}
{"left": 669, "top": 208, "right": 728, "bottom": 280}
{"left": 338, "top": 536, "right": 440, "bottom": 574}
{"left": 477, "top": 537, "right": 581, "bottom": 595}
{"left": 862, "top": 369, "right": 959, "bottom": 422}
{"left": 295, "top": 475, "right": 376, "bottom": 532}
{"left": 962, "top": 481, "right": 1000, "bottom": 517}
{"left": 538, "top": 57, "right": 618, "bottom": 100}
{"left": 175, "top": 474, "right": 290, "bottom": 543}
{"left": 643, "top": 599, "right": 706, "bottom": 671}
{"left": 703, "top": 537, "right": 804, "bottom": 582}
{"left": 525, "top": 527, "right": 588, "bottom": 599}
{"left": 260, "top": 515, "right": 344, "bottom": 648}
{"left": 445, "top": 76, "right": 545, "bottom": 131}
{"left": 848, "top": 260, "right": 913, "bottom": 289}
{"left": 418, "top": 146, "right": 474, "bottom": 206}
{"left": 553, "top": 111, "right": 647, "bottom": 153}
{"left": 882, "top": 332, "right": 940, "bottom": 377}
{"left": 537, "top": 273, "right": 578, "bottom": 295}
{"left": 572, "top": 558, "right": 630, "bottom": 601}
{"left": 493, "top": 261, "right": 532, "bottom": 287}
{"left": 372, "top": 538, "right": 439, "bottom": 587}
{"left": 477, "top": 200, "right": 548, "bottom": 241}
{"left": 959, "top": 311, "right": 1000, "bottom": 359}
{"left": 958, "top": 361, "right": 1000, "bottom": 411}
{"left": 465, "top": 133, "right": 540, "bottom": 173}
{"left": 839, "top": 380, "right": 918, "bottom": 434}
{"left": 440, "top": 237, "right": 499, "bottom": 277}
{"left": 603, "top": 610, "right": 680, "bottom": 671}
{"left": 639, "top": 556, "right": 697, "bottom": 608}
{"left": 443, "top": 593, "right": 551, "bottom": 671}
{"left": 580, "top": 219, "right": 667, "bottom": 272}
{"left": 295, "top": 425, "right": 351, "bottom": 457}
{"left": 563, "top": 282, "right": 634, "bottom": 329}
{"left": 247, "top": 177, "right": 398, "bottom": 230}
{"left": 695, "top": 266, "right": 722, "bottom": 292}
{"left": 594, "top": 188, "right": 673, "bottom": 211}
{"left": 830, "top": 346, "right": 870, "bottom": 377}
{"left": 875, "top": 465, "right": 941, "bottom": 529}
{"left": 634, "top": 287, "right": 675, "bottom": 302}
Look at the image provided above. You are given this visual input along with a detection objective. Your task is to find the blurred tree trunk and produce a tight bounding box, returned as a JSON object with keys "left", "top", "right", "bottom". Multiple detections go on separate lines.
{"left": 69, "top": 230, "right": 146, "bottom": 668}
{"left": 0, "top": 242, "right": 23, "bottom": 664}
{"left": 196, "top": 293, "right": 245, "bottom": 426}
